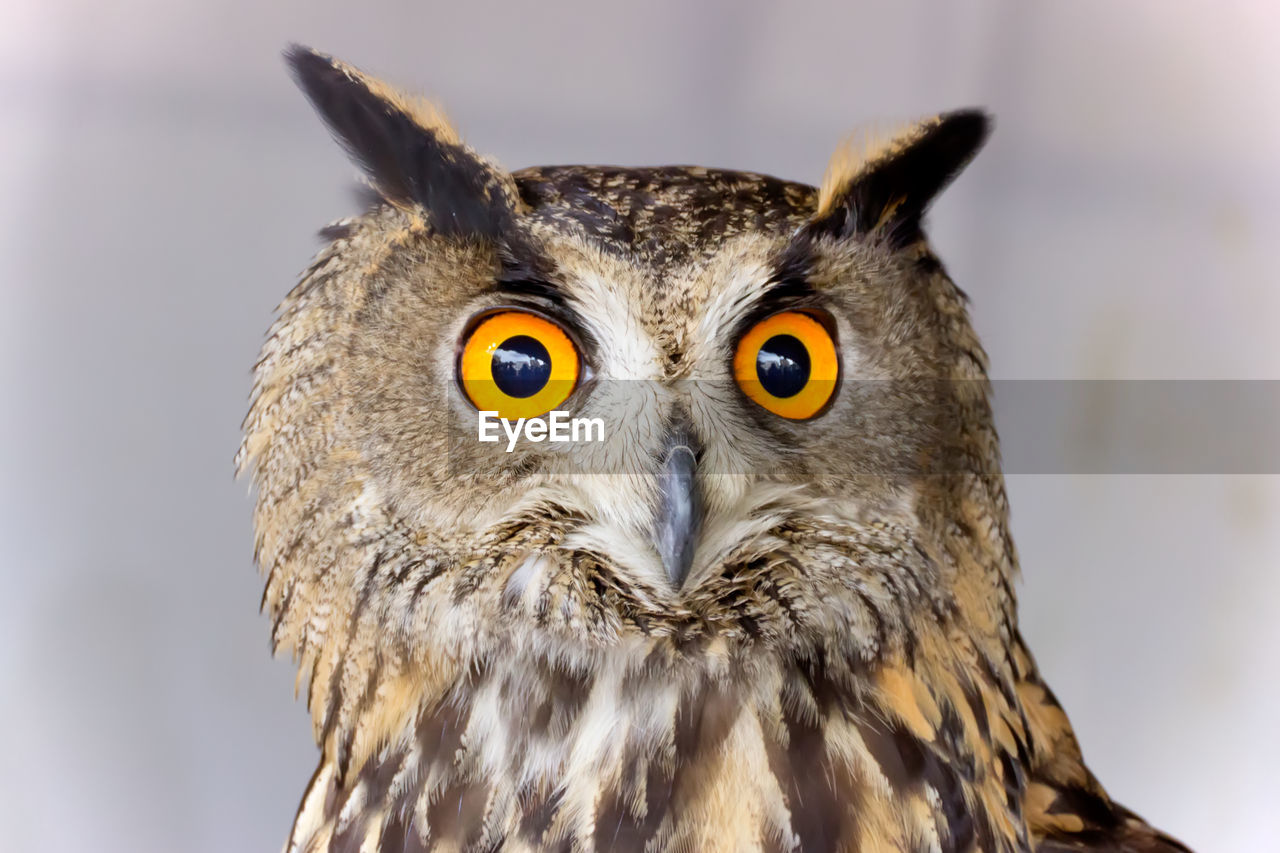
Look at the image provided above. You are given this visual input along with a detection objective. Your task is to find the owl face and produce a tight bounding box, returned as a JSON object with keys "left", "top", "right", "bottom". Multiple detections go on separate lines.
{"left": 245, "top": 47, "right": 991, "bottom": 656}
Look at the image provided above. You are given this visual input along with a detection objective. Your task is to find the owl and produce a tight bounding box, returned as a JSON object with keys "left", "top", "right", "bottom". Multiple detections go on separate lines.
{"left": 238, "top": 46, "right": 1192, "bottom": 853}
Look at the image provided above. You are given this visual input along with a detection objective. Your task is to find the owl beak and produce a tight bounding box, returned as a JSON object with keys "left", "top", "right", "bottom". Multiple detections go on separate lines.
{"left": 653, "top": 429, "right": 703, "bottom": 589}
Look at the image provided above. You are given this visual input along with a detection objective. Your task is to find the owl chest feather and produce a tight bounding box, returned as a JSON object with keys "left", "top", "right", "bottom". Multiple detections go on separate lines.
{"left": 288, "top": 629, "right": 1038, "bottom": 853}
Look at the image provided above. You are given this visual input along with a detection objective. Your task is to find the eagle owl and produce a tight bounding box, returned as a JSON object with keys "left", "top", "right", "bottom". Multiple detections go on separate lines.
{"left": 238, "top": 47, "right": 1191, "bottom": 853}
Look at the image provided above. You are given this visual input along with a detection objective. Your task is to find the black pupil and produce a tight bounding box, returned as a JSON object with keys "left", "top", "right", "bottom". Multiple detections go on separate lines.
{"left": 491, "top": 335, "right": 552, "bottom": 398}
{"left": 756, "top": 334, "right": 810, "bottom": 398}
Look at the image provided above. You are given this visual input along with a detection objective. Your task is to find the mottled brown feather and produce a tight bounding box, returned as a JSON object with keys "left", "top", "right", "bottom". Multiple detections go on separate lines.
{"left": 240, "top": 48, "right": 1192, "bottom": 853}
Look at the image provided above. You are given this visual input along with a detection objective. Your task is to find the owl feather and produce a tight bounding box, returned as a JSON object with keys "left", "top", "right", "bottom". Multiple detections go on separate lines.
{"left": 237, "top": 46, "right": 1192, "bottom": 853}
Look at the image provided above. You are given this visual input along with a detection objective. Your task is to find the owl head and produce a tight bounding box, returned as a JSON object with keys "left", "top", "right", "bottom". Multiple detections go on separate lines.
{"left": 240, "top": 48, "right": 1007, "bottom": 731}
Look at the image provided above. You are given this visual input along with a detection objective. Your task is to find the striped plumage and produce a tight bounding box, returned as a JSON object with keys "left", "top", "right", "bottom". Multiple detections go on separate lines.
{"left": 237, "top": 47, "right": 1191, "bottom": 853}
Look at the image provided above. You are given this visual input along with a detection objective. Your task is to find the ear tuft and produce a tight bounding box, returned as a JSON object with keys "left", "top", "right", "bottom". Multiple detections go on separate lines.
{"left": 809, "top": 110, "right": 991, "bottom": 248}
{"left": 816, "top": 120, "right": 921, "bottom": 217}
{"left": 285, "top": 45, "right": 521, "bottom": 239}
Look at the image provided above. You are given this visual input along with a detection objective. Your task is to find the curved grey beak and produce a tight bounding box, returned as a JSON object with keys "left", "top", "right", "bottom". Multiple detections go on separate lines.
{"left": 652, "top": 431, "right": 703, "bottom": 589}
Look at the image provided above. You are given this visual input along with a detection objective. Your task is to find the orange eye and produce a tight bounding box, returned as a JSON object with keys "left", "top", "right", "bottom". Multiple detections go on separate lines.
{"left": 458, "top": 310, "right": 581, "bottom": 419}
{"left": 733, "top": 310, "right": 839, "bottom": 420}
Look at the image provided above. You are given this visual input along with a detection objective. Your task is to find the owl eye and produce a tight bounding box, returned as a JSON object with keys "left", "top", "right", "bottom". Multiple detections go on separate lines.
{"left": 733, "top": 310, "right": 839, "bottom": 420}
{"left": 458, "top": 310, "right": 581, "bottom": 419}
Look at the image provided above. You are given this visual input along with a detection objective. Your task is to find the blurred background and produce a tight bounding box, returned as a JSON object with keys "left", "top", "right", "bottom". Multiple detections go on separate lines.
{"left": 2, "top": 1, "right": 1276, "bottom": 850}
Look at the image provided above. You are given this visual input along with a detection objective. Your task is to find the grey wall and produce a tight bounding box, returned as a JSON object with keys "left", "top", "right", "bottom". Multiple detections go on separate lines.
{"left": 2, "top": 1, "right": 1276, "bottom": 850}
